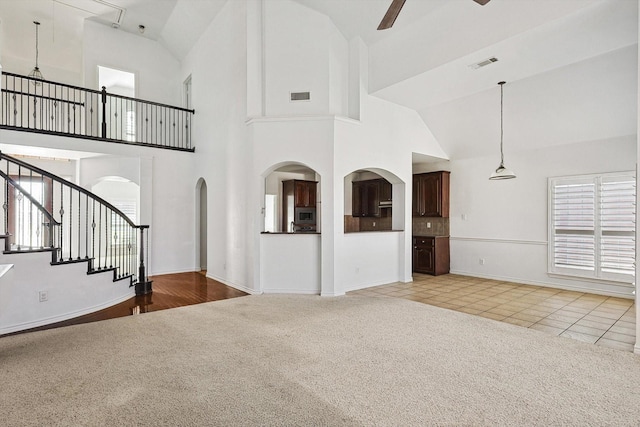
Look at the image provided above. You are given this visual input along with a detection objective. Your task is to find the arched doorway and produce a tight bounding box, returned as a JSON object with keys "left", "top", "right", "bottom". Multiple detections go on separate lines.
{"left": 91, "top": 176, "right": 140, "bottom": 223}
{"left": 196, "top": 178, "right": 208, "bottom": 271}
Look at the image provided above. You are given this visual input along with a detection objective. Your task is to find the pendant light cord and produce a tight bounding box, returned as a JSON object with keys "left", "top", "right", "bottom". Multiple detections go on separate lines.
{"left": 35, "top": 21, "right": 40, "bottom": 69}
{"left": 499, "top": 81, "right": 505, "bottom": 168}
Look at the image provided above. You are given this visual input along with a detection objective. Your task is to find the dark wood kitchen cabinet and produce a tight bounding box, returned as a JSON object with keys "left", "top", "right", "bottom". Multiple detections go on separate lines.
{"left": 352, "top": 178, "right": 391, "bottom": 217}
{"left": 284, "top": 180, "right": 317, "bottom": 208}
{"left": 413, "top": 171, "right": 450, "bottom": 217}
{"left": 413, "top": 236, "right": 449, "bottom": 275}
{"left": 282, "top": 180, "right": 318, "bottom": 232}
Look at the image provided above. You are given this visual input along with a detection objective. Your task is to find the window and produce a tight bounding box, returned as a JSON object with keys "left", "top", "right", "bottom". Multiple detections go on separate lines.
{"left": 111, "top": 199, "right": 137, "bottom": 246}
{"left": 126, "top": 110, "right": 136, "bottom": 142}
{"left": 548, "top": 172, "right": 635, "bottom": 284}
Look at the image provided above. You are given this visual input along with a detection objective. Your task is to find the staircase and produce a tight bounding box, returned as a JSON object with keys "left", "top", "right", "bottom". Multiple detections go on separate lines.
{"left": 0, "top": 151, "right": 152, "bottom": 334}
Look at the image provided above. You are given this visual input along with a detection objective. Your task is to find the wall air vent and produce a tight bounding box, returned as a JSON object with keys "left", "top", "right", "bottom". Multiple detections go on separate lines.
{"left": 290, "top": 92, "right": 311, "bottom": 102}
{"left": 469, "top": 57, "right": 498, "bottom": 70}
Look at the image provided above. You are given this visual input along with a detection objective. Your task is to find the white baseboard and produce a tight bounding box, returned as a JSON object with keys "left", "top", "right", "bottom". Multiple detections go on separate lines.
{"left": 344, "top": 277, "right": 406, "bottom": 293}
{"left": 0, "top": 291, "right": 134, "bottom": 336}
{"left": 263, "top": 288, "right": 319, "bottom": 295}
{"left": 206, "top": 272, "right": 258, "bottom": 295}
{"left": 450, "top": 269, "right": 634, "bottom": 299}
{"left": 321, "top": 291, "right": 346, "bottom": 297}
{"left": 149, "top": 268, "right": 196, "bottom": 277}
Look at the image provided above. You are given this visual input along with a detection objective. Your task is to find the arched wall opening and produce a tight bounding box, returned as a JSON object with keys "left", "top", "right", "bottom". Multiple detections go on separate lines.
{"left": 262, "top": 162, "right": 321, "bottom": 233}
{"left": 91, "top": 176, "right": 140, "bottom": 223}
{"left": 195, "top": 178, "right": 207, "bottom": 271}
{"left": 343, "top": 168, "right": 405, "bottom": 233}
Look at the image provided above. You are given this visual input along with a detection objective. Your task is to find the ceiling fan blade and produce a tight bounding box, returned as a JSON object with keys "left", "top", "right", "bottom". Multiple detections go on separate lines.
{"left": 377, "top": 0, "right": 407, "bottom": 30}
{"left": 473, "top": 0, "right": 491, "bottom": 5}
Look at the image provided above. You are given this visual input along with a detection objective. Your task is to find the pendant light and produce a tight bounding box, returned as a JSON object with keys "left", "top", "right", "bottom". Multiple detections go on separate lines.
{"left": 489, "top": 81, "right": 516, "bottom": 180}
{"left": 28, "top": 21, "right": 44, "bottom": 85}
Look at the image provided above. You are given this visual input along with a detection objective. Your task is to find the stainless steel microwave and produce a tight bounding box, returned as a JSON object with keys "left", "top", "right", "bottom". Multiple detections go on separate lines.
{"left": 294, "top": 207, "right": 316, "bottom": 224}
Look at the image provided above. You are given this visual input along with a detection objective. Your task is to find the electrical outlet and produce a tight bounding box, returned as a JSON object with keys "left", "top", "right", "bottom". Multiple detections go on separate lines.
{"left": 373, "top": 221, "right": 376, "bottom": 227}
{"left": 461, "top": 214, "right": 467, "bottom": 221}
{"left": 479, "top": 258, "right": 485, "bottom": 266}
{"left": 39, "top": 290, "right": 48, "bottom": 302}
{"left": 427, "top": 222, "right": 431, "bottom": 228}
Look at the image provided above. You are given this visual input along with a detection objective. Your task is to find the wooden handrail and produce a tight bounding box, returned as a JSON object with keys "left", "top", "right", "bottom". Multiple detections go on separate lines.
{"left": 1, "top": 71, "right": 194, "bottom": 114}
{"left": 0, "top": 169, "right": 60, "bottom": 227}
{"left": 0, "top": 152, "right": 144, "bottom": 229}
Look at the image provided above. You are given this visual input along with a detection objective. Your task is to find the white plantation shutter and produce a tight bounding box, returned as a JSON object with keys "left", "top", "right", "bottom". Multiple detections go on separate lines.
{"left": 549, "top": 172, "right": 635, "bottom": 284}
{"left": 551, "top": 179, "right": 595, "bottom": 273}
{"left": 600, "top": 175, "right": 635, "bottom": 280}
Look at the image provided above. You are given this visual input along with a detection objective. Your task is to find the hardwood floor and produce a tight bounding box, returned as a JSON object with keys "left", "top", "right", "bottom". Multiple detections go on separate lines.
{"left": 2, "top": 271, "right": 248, "bottom": 337}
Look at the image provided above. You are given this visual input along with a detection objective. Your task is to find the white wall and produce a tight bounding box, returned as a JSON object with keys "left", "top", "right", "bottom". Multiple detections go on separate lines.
{"left": 0, "top": 250, "right": 133, "bottom": 335}
{"left": 82, "top": 20, "right": 181, "bottom": 106}
{"left": 91, "top": 179, "right": 140, "bottom": 223}
{"left": 250, "top": 117, "right": 335, "bottom": 294}
{"left": 340, "top": 231, "right": 405, "bottom": 291}
{"left": 635, "top": 0, "right": 639, "bottom": 354}
{"left": 332, "top": 49, "right": 449, "bottom": 291}
{"left": 0, "top": 54, "right": 81, "bottom": 86}
{"left": 0, "top": 130, "right": 195, "bottom": 277}
{"left": 415, "top": 136, "right": 636, "bottom": 297}
{"left": 251, "top": 18, "right": 450, "bottom": 296}
{"left": 0, "top": 154, "right": 77, "bottom": 182}
{"left": 263, "top": 0, "right": 347, "bottom": 116}
{"left": 180, "top": 0, "right": 252, "bottom": 291}
{"left": 260, "top": 233, "right": 320, "bottom": 293}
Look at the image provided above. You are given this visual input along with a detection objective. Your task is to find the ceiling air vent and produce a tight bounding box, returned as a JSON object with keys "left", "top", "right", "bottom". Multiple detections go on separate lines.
{"left": 469, "top": 57, "right": 498, "bottom": 70}
{"left": 290, "top": 92, "right": 311, "bottom": 102}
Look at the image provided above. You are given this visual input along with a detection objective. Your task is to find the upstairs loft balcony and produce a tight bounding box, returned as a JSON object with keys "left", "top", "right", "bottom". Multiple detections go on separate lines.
{"left": 0, "top": 72, "right": 195, "bottom": 152}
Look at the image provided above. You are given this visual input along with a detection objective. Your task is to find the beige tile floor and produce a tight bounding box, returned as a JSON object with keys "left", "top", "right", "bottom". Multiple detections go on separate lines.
{"left": 349, "top": 273, "right": 637, "bottom": 353}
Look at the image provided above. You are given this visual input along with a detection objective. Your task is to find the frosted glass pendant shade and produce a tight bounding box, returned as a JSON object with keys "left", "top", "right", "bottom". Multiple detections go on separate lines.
{"left": 489, "top": 164, "right": 516, "bottom": 180}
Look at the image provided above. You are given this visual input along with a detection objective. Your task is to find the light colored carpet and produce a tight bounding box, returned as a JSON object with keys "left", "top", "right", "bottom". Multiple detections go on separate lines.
{"left": 0, "top": 294, "right": 639, "bottom": 426}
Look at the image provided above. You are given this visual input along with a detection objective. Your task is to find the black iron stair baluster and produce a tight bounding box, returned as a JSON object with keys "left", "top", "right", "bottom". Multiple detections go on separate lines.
{"left": 101, "top": 86, "right": 107, "bottom": 139}
{"left": 85, "top": 194, "right": 89, "bottom": 259}
{"left": 40, "top": 173, "right": 44, "bottom": 248}
{"left": 109, "top": 208, "right": 113, "bottom": 269}
{"left": 59, "top": 180, "right": 64, "bottom": 262}
{"left": 77, "top": 188, "right": 81, "bottom": 259}
{"left": 29, "top": 170, "right": 33, "bottom": 249}
{"left": 92, "top": 199, "right": 96, "bottom": 270}
{"left": 68, "top": 187, "right": 72, "bottom": 260}
{"left": 98, "top": 203, "right": 102, "bottom": 270}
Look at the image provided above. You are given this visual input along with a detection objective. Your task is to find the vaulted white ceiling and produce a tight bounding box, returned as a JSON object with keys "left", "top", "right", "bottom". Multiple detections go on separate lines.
{"left": 0, "top": 0, "right": 636, "bottom": 161}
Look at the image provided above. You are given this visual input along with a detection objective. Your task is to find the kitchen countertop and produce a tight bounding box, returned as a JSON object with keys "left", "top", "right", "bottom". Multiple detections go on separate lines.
{"left": 413, "top": 234, "right": 450, "bottom": 238}
{"left": 261, "top": 232, "right": 321, "bottom": 235}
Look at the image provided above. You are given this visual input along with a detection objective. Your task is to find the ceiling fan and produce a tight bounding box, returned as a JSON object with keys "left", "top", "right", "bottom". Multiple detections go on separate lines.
{"left": 378, "top": 0, "right": 491, "bottom": 30}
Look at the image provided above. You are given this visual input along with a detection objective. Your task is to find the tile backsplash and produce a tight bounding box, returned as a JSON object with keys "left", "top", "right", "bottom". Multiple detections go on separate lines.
{"left": 344, "top": 215, "right": 392, "bottom": 232}
{"left": 359, "top": 216, "right": 392, "bottom": 232}
{"left": 412, "top": 217, "right": 449, "bottom": 236}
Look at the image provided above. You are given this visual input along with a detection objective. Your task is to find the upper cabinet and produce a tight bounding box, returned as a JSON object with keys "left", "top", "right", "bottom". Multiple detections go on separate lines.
{"left": 291, "top": 180, "right": 317, "bottom": 207}
{"left": 352, "top": 178, "right": 391, "bottom": 217}
{"left": 413, "top": 171, "right": 450, "bottom": 217}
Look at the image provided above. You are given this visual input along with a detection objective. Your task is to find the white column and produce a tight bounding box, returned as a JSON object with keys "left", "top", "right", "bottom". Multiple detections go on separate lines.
{"left": 246, "top": 0, "right": 265, "bottom": 118}
{"left": 634, "top": 0, "right": 639, "bottom": 355}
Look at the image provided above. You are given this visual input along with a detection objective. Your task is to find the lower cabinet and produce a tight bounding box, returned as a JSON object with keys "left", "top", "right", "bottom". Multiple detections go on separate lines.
{"left": 413, "top": 236, "right": 450, "bottom": 276}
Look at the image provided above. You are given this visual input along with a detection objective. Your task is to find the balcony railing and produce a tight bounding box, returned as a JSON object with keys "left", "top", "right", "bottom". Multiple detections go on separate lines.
{"left": 0, "top": 72, "right": 195, "bottom": 152}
